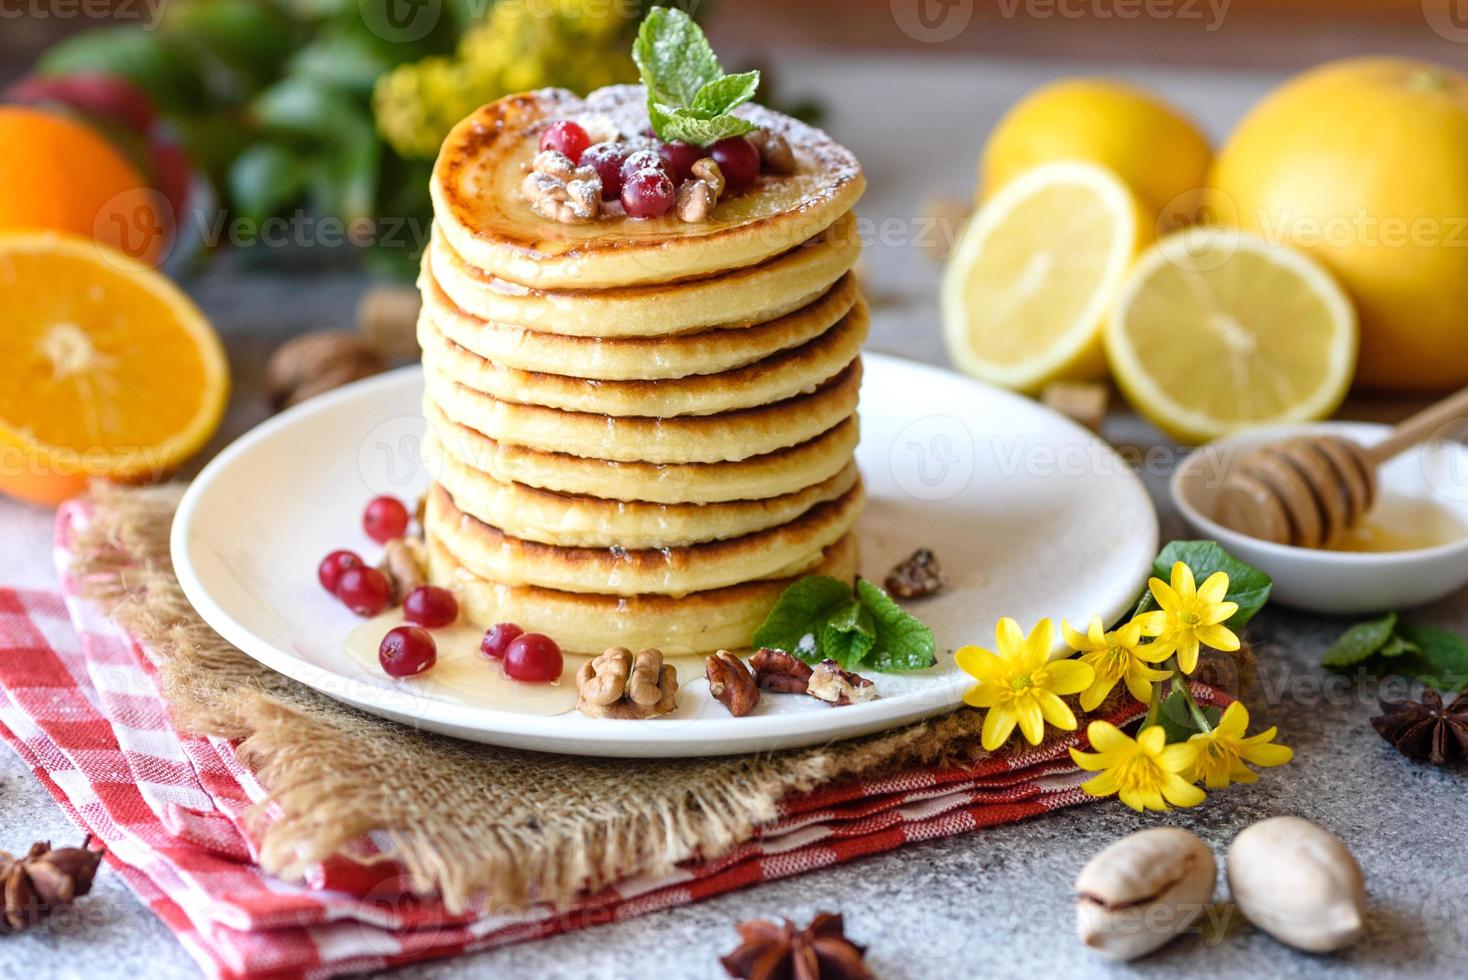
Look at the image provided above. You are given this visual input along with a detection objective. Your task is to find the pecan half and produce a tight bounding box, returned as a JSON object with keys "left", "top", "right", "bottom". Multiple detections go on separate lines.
{"left": 706, "top": 651, "right": 759, "bottom": 717}
{"left": 807, "top": 660, "right": 878, "bottom": 706}
{"left": 884, "top": 548, "right": 946, "bottom": 599}
{"left": 750, "top": 648, "right": 813, "bottom": 694}
{"left": 575, "top": 647, "right": 678, "bottom": 719}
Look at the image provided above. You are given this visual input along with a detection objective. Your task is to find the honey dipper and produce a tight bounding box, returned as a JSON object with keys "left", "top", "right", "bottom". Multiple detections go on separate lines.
{"left": 1215, "top": 386, "right": 1468, "bottom": 548}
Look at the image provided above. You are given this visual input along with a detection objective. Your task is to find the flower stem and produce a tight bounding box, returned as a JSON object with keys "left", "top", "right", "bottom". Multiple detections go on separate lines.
{"left": 1172, "top": 673, "right": 1214, "bottom": 733}
{"left": 1142, "top": 675, "right": 1165, "bottom": 729}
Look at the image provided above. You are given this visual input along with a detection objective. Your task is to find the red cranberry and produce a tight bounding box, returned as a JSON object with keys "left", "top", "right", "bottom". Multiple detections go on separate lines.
{"left": 581, "top": 141, "right": 628, "bottom": 200}
{"left": 710, "top": 137, "right": 760, "bottom": 193}
{"left": 318, "top": 550, "right": 362, "bottom": 594}
{"left": 402, "top": 585, "right": 458, "bottom": 628}
{"left": 379, "top": 626, "right": 437, "bottom": 677}
{"left": 336, "top": 566, "right": 391, "bottom": 616}
{"left": 503, "top": 632, "right": 563, "bottom": 682}
{"left": 621, "top": 168, "right": 675, "bottom": 219}
{"left": 657, "top": 140, "right": 702, "bottom": 186}
{"left": 480, "top": 622, "right": 524, "bottom": 660}
{"left": 363, "top": 495, "right": 409, "bottom": 544}
{"left": 539, "top": 120, "right": 590, "bottom": 164}
{"left": 619, "top": 148, "right": 664, "bottom": 184}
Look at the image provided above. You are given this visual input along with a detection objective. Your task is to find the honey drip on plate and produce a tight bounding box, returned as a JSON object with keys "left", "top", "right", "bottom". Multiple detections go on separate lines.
{"left": 1328, "top": 495, "right": 1468, "bottom": 553}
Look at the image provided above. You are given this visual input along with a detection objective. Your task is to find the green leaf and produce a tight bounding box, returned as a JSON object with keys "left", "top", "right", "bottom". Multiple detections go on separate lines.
{"left": 857, "top": 578, "right": 938, "bottom": 672}
{"left": 648, "top": 103, "right": 758, "bottom": 145}
{"left": 752, "top": 576, "right": 853, "bottom": 662}
{"left": 690, "top": 71, "right": 760, "bottom": 116}
{"left": 39, "top": 28, "right": 208, "bottom": 114}
{"left": 227, "top": 143, "right": 307, "bottom": 226}
{"left": 1396, "top": 624, "right": 1468, "bottom": 692}
{"left": 1377, "top": 634, "right": 1420, "bottom": 659}
{"left": 822, "top": 599, "right": 876, "bottom": 670}
{"left": 1321, "top": 612, "right": 1398, "bottom": 668}
{"left": 1153, "top": 540, "right": 1272, "bottom": 628}
{"left": 633, "top": 6, "right": 721, "bottom": 108}
{"left": 1156, "top": 689, "right": 1220, "bottom": 744}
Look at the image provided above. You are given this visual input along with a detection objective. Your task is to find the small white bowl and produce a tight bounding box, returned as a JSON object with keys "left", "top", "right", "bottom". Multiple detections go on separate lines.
{"left": 1171, "top": 422, "right": 1468, "bottom": 614}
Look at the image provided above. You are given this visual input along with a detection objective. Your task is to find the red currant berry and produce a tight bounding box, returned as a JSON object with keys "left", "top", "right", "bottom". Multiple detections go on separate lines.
{"left": 363, "top": 495, "right": 409, "bottom": 544}
{"left": 581, "top": 141, "right": 628, "bottom": 200}
{"left": 402, "top": 585, "right": 458, "bottom": 628}
{"left": 710, "top": 137, "right": 760, "bottom": 193}
{"left": 336, "top": 566, "right": 391, "bottom": 616}
{"left": 379, "top": 625, "right": 437, "bottom": 677}
{"left": 657, "top": 140, "right": 702, "bottom": 186}
{"left": 619, "top": 148, "right": 663, "bottom": 183}
{"left": 318, "top": 550, "right": 362, "bottom": 594}
{"left": 480, "top": 622, "right": 524, "bottom": 660}
{"left": 621, "top": 168, "right": 675, "bottom": 219}
{"left": 503, "top": 632, "right": 563, "bottom": 682}
{"left": 539, "top": 120, "right": 590, "bottom": 164}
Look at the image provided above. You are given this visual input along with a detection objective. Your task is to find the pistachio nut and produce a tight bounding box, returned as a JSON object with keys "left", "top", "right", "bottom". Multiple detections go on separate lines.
{"left": 1227, "top": 816, "right": 1365, "bottom": 952}
{"left": 1075, "top": 827, "right": 1216, "bottom": 961}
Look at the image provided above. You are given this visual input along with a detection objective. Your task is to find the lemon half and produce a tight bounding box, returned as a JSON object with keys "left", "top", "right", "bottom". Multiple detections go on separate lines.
{"left": 1104, "top": 227, "right": 1357, "bottom": 443}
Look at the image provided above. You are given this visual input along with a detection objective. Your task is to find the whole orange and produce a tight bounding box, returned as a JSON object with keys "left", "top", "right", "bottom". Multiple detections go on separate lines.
{"left": 0, "top": 106, "right": 167, "bottom": 265}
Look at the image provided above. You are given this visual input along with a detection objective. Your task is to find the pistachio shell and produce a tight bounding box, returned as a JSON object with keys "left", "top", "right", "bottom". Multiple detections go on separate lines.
{"left": 1227, "top": 816, "right": 1365, "bottom": 952}
{"left": 1075, "top": 827, "right": 1216, "bottom": 961}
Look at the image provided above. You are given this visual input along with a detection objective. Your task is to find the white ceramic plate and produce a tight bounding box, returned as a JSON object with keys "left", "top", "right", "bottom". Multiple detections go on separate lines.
{"left": 171, "top": 354, "right": 1157, "bottom": 757}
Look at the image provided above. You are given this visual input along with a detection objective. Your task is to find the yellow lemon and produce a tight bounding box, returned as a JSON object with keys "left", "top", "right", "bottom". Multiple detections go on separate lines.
{"left": 1209, "top": 57, "right": 1468, "bottom": 390}
{"left": 943, "top": 161, "right": 1151, "bottom": 393}
{"left": 0, "top": 233, "right": 229, "bottom": 506}
{"left": 981, "top": 78, "right": 1212, "bottom": 226}
{"left": 1104, "top": 227, "right": 1357, "bottom": 444}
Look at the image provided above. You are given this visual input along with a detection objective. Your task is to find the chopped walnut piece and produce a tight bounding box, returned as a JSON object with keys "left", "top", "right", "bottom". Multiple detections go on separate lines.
{"left": 691, "top": 157, "right": 725, "bottom": 197}
{"left": 884, "top": 548, "right": 946, "bottom": 599}
{"left": 750, "top": 648, "right": 813, "bottom": 694}
{"left": 530, "top": 148, "right": 575, "bottom": 180}
{"left": 377, "top": 537, "right": 427, "bottom": 604}
{"left": 677, "top": 179, "right": 716, "bottom": 222}
{"left": 575, "top": 647, "right": 678, "bottom": 719}
{"left": 706, "top": 650, "right": 759, "bottom": 717}
{"left": 748, "top": 128, "right": 796, "bottom": 173}
{"left": 807, "top": 660, "right": 877, "bottom": 706}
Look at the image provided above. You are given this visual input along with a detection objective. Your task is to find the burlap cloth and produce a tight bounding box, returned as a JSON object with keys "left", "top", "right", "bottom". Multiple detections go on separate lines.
{"left": 71, "top": 483, "right": 1099, "bottom": 915}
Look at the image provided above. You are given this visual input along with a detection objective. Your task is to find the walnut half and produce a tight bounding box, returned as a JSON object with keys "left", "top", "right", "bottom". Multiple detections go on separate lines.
{"left": 807, "top": 660, "right": 878, "bottom": 706}
{"left": 706, "top": 651, "right": 759, "bottom": 717}
{"left": 575, "top": 647, "right": 678, "bottom": 719}
{"left": 750, "top": 648, "right": 813, "bottom": 694}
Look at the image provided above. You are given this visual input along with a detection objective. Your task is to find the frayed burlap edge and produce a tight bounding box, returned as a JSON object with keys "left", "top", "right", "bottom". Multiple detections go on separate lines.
{"left": 70, "top": 483, "right": 1042, "bottom": 914}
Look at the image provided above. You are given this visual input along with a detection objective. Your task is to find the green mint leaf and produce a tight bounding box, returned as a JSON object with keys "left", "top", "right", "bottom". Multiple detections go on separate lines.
{"left": 1378, "top": 634, "right": 1420, "bottom": 659}
{"left": 1321, "top": 612, "right": 1399, "bottom": 668}
{"left": 1395, "top": 624, "right": 1468, "bottom": 691}
{"left": 822, "top": 599, "right": 877, "bottom": 670}
{"left": 633, "top": 6, "right": 721, "bottom": 109}
{"left": 690, "top": 70, "right": 760, "bottom": 116}
{"left": 1157, "top": 689, "right": 1220, "bottom": 744}
{"left": 1153, "top": 540, "right": 1272, "bottom": 628}
{"left": 648, "top": 102, "right": 757, "bottom": 145}
{"left": 752, "top": 576, "right": 854, "bottom": 662}
{"left": 856, "top": 578, "right": 938, "bottom": 672}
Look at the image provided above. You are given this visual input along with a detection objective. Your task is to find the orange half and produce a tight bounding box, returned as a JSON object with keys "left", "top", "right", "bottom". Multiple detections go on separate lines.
{"left": 0, "top": 233, "right": 229, "bottom": 506}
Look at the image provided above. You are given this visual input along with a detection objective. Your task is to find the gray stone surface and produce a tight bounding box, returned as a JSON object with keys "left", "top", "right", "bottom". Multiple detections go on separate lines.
{"left": 3, "top": 53, "right": 1466, "bottom": 980}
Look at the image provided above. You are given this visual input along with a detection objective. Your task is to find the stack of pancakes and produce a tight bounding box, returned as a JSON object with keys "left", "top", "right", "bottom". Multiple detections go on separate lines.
{"left": 418, "top": 85, "right": 867, "bottom": 655}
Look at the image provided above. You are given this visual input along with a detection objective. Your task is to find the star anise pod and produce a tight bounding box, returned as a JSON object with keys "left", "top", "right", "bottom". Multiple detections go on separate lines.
{"left": 1371, "top": 690, "right": 1468, "bottom": 766}
{"left": 0, "top": 837, "right": 103, "bottom": 934}
{"left": 720, "top": 911, "right": 872, "bottom": 980}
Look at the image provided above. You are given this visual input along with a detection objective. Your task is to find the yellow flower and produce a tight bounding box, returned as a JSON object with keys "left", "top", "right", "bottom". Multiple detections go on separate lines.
{"left": 1062, "top": 615, "right": 1174, "bottom": 712}
{"left": 1070, "top": 722, "right": 1206, "bottom": 812}
{"left": 957, "top": 618, "right": 1095, "bottom": 751}
{"left": 1142, "top": 561, "right": 1240, "bottom": 673}
{"left": 1186, "top": 701, "right": 1293, "bottom": 788}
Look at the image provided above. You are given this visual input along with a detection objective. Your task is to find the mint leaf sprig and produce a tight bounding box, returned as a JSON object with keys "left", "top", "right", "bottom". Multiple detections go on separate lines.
{"left": 753, "top": 576, "right": 937, "bottom": 673}
{"left": 632, "top": 6, "right": 759, "bottom": 146}
{"left": 1321, "top": 612, "right": 1468, "bottom": 691}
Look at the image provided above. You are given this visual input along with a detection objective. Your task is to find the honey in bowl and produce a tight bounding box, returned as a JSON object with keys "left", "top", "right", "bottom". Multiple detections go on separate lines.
{"left": 1324, "top": 494, "right": 1468, "bottom": 554}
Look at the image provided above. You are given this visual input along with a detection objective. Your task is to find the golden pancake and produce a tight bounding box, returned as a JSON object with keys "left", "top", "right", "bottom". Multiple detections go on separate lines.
{"left": 422, "top": 268, "right": 858, "bottom": 381}
{"left": 430, "top": 429, "right": 859, "bottom": 547}
{"left": 426, "top": 212, "right": 860, "bottom": 338}
{"left": 427, "top": 531, "right": 859, "bottom": 655}
{"left": 431, "top": 85, "right": 864, "bottom": 288}
{"left": 426, "top": 400, "right": 859, "bottom": 504}
{"left": 425, "top": 359, "right": 862, "bottom": 463}
{"left": 426, "top": 480, "right": 865, "bottom": 596}
{"left": 420, "top": 298, "right": 867, "bottom": 418}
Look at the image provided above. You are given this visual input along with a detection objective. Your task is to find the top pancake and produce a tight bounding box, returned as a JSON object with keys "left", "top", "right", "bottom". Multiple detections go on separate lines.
{"left": 431, "top": 85, "right": 865, "bottom": 289}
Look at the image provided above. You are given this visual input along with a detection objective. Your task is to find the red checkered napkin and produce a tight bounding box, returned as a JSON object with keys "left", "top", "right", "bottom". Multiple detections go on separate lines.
{"left": 0, "top": 503, "right": 1198, "bottom": 978}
